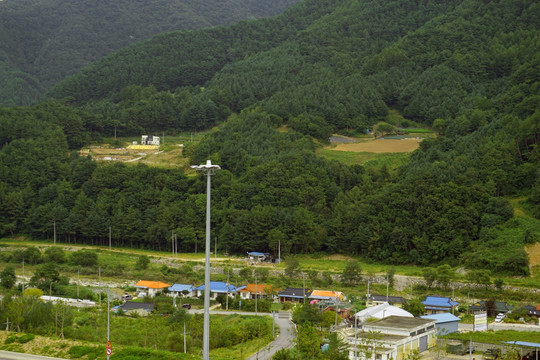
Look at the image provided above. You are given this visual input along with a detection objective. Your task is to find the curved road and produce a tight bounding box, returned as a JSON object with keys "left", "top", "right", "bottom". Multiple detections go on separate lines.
{"left": 0, "top": 351, "right": 65, "bottom": 360}
{"left": 245, "top": 312, "right": 295, "bottom": 360}
{"left": 189, "top": 309, "right": 296, "bottom": 359}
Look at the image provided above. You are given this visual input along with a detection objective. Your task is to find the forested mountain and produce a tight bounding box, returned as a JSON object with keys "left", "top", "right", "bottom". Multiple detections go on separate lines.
{"left": 1, "top": 0, "right": 539, "bottom": 275}
{"left": 0, "top": 0, "right": 300, "bottom": 106}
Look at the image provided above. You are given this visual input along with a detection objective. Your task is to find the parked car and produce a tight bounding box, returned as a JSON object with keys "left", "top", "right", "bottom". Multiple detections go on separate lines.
{"left": 495, "top": 313, "right": 506, "bottom": 322}
{"left": 182, "top": 303, "right": 191, "bottom": 310}
{"left": 121, "top": 294, "right": 133, "bottom": 301}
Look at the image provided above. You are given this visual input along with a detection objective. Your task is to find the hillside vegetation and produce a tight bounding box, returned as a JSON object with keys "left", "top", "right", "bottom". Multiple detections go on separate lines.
{"left": 0, "top": 0, "right": 539, "bottom": 276}
{"left": 0, "top": 0, "right": 300, "bottom": 106}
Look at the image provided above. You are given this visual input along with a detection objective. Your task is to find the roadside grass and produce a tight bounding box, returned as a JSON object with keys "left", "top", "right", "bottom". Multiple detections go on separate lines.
{"left": 210, "top": 334, "right": 273, "bottom": 360}
{"left": 295, "top": 254, "right": 424, "bottom": 277}
{"left": 442, "top": 329, "right": 540, "bottom": 343}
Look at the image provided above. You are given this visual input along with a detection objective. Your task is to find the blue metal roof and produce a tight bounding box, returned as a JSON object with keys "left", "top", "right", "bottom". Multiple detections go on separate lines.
{"left": 420, "top": 313, "right": 460, "bottom": 323}
{"left": 169, "top": 284, "right": 194, "bottom": 292}
{"left": 247, "top": 252, "right": 266, "bottom": 256}
{"left": 503, "top": 341, "right": 540, "bottom": 348}
{"left": 422, "top": 296, "right": 459, "bottom": 308}
{"left": 195, "top": 281, "right": 238, "bottom": 293}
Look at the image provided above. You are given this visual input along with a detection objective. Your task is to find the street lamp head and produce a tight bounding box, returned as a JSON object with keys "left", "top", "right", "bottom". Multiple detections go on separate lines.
{"left": 191, "top": 159, "right": 221, "bottom": 172}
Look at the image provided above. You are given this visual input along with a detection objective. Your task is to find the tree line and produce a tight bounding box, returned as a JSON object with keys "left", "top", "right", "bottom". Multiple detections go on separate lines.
{"left": 1, "top": 0, "right": 539, "bottom": 275}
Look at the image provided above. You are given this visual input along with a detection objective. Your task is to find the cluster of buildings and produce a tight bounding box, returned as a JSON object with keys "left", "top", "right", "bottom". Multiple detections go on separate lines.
{"left": 127, "top": 280, "right": 539, "bottom": 360}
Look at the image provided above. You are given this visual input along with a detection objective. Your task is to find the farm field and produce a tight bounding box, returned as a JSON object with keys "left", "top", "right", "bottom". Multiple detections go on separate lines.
{"left": 332, "top": 137, "right": 423, "bottom": 153}
{"left": 318, "top": 131, "right": 435, "bottom": 167}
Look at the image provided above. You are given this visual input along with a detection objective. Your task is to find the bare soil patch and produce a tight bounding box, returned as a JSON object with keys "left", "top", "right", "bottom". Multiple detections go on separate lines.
{"left": 331, "top": 138, "right": 422, "bottom": 153}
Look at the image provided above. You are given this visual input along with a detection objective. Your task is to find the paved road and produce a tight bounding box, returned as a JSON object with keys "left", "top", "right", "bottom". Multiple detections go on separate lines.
{"left": 245, "top": 313, "right": 295, "bottom": 360}
{"left": 0, "top": 351, "right": 65, "bottom": 360}
{"left": 188, "top": 309, "right": 296, "bottom": 359}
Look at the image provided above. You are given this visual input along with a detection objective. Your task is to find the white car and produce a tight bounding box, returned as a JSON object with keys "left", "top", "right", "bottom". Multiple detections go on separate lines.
{"left": 495, "top": 313, "right": 505, "bottom": 322}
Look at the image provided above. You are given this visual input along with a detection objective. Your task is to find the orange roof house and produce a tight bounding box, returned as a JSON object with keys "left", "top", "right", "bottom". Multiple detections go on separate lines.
{"left": 309, "top": 290, "right": 344, "bottom": 301}
{"left": 238, "top": 284, "right": 275, "bottom": 299}
{"left": 135, "top": 280, "right": 171, "bottom": 297}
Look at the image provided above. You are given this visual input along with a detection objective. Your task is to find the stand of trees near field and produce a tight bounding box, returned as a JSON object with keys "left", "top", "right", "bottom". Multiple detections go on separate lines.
{"left": 1, "top": 0, "right": 539, "bottom": 276}
{"left": 0, "top": 0, "right": 301, "bottom": 106}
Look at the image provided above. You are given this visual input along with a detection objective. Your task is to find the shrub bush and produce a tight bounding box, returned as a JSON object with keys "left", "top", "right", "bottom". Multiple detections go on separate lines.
{"left": 17, "top": 333, "right": 35, "bottom": 343}
{"left": 4, "top": 335, "right": 17, "bottom": 344}
{"left": 68, "top": 345, "right": 101, "bottom": 358}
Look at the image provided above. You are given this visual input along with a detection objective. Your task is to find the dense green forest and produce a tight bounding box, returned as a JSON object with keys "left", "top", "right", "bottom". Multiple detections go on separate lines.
{"left": 0, "top": 0, "right": 300, "bottom": 106}
{"left": 1, "top": 0, "right": 539, "bottom": 276}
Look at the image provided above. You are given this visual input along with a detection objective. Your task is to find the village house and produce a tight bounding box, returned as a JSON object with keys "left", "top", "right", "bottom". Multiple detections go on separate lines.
{"left": 238, "top": 283, "right": 274, "bottom": 300}
{"left": 116, "top": 301, "right": 154, "bottom": 316}
{"left": 194, "top": 281, "right": 242, "bottom": 299}
{"left": 468, "top": 300, "right": 513, "bottom": 315}
{"left": 141, "top": 135, "right": 160, "bottom": 146}
{"left": 278, "top": 287, "right": 310, "bottom": 303}
{"left": 135, "top": 280, "right": 171, "bottom": 297}
{"left": 309, "top": 290, "right": 345, "bottom": 302}
{"left": 367, "top": 294, "right": 404, "bottom": 308}
{"left": 247, "top": 252, "right": 270, "bottom": 263}
{"left": 322, "top": 301, "right": 354, "bottom": 320}
{"left": 422, "top": 296, "right": 458, "bottom": 315}
{"left": 168, "top": 284, "right": 195, "bottom": 298}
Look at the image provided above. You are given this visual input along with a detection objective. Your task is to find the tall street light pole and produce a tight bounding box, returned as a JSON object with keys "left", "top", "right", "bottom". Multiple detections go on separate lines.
{"left": 191, "top": 159, "right": 220, "bottom": 360}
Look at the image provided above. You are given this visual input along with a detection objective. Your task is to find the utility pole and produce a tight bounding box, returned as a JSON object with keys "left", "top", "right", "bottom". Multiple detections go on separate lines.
{"left": 99, "top": 267, "right": 102, "bottom": 307}
{"left": 109, "top": 225, "right": 112, "bottom": 250}
{"left": 226, "top": 268, "right": 230, "bottom": 311}
{"left": 452, "top": 284, "right": 455, "bottom": 315}
{"left": 215, "top": 236, "right": 217, "bottom": 260}
{"left": 77, "top": 268, "right": 80, "bottom": 298}
{"left": 21, "top": 260, "right": 25, "bottom": 294}
{"left": 335, "top": 301, "right": 339, "bottom": 326}
{"left": 53, "top": 220, "right": 56, "bottom": 245}
{"left": 255, "top": 273, "right": 258, "bottom": 315}
{"left": 386, "top": 274, "right": 389, "bottom": 302}
{"left": 184, "top": 322, "right": 187, "bottom": 353}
